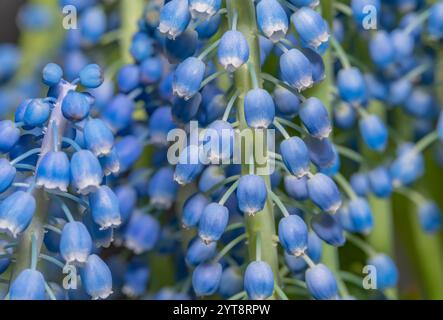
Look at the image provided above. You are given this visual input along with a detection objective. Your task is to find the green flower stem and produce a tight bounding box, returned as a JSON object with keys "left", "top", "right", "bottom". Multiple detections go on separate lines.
{"left": 15, "top": 0, "right": 63, "bottom": 81}
{"left": 11, "top": 83, "right": 76, "bottom": 283}
{"left": 391, "top": 107, "right": 443, "bottom": 299}
{"left": 305, "top": 1, "right": 333, "bottom": 113}
{"left": 120, "top": 0, "right": 145, "bottom": 64}
{"left": 304, "top": 0, "right": 350, "bottom": 296}
{"left": 119, "top": 2, "right": 178, "bottom": 294}
{"left": 346, "top": 9, "right": 398, "bottom": 296}
{"left": 226, "top": 0, "right": 280, "bottom": 299}
{"left": 394, "top": 46, "right": 443, "bottom": 299}
{"left": 394, "top": 193, "right": 443, "bottom": 299}
{"left": 362, "top": 102, "right": 397, "bottom": 300}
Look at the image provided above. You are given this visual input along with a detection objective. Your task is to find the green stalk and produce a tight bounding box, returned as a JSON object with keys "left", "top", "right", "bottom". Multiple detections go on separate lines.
{"left": 15, "top": 0, "right": 63, "bottom": 80}
{"left": 226, "top": 0, "right": 280, "bottom": 298}
{"left": 395, "top": 47, "right": 443, "bottom": 299}
{"left": 9, "top": 0, "right": 64, "bottom": 282}
{"left": 11, "top": 189, "right": 49, "bottom": 280}
{"left": 305, "top": 0, "right": 333, "bottom": 115}
{"left": 308, "top": 1, "right": 346, "bottom": 291}
{"left": 360, "top": 80, "right": 397, "bottom": 300}
{"left": 348, "top": 16, "right": 397, "bottom": 296}
{"left": 362, "top": 101, "right": 396, "bottom": 258}
{"left": 389, "top": 47, "right": 443, "bottom": 298}
{"left": 394, "top": 191, "right": 443, "bottom": 299}
{"left": 12, "top": 82, "right": 76, "bottom": 282}
{"left": 119, "top": 0, "right": 180, "bottom": 292}
{"left": 120, "top": 0, "right": 145, "bottom": 64}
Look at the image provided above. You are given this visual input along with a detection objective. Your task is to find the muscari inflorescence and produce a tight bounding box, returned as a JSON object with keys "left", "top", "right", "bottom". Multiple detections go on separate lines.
{"left": 1, "top": 0, "right": 443, "bottom": 301}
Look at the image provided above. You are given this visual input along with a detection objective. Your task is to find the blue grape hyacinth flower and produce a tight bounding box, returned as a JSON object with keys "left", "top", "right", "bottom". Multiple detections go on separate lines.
{"left": 9, "top": 269, "right": 46, "bottom": 300}
{"left": 60, "top": 221, "right": 93, "bottom": 265}
{"left": 237, "top": 174, "right": 268, "bottom": 216}
{"left": 244, "top": 261, "right": 275, "bottom": 300}
{"left": 192, "top": 262, "right": 223, "bottom": 296}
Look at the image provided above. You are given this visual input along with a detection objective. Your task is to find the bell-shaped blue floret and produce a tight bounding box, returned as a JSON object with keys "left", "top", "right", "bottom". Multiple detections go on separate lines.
{"left": 189, "top": 0, "right": 221, "bottom": 20}
{"left": 244, "top": 89, "right": 275, "bottom": 128}
{"left": 280, "top": 137, "right": 310, "bottom": 177}
{"left": 257, "top": 0, "right": 289, "bottom": 42}
{"left": 81, "top": 254, "right": 113, "bottom": 299}
{"left": 182, "top": 193, "right": 210, "bottom": 228}
{"left": 244, "top": 261, "right": 275, "bottom": 300}
{"left": 202, "top": 120, "right": 235, "bottom": 164}
{"left": 36, "top": 151, "right": 70, "bottom": 192}
{"left": 280, "top": 49, "right": 313, "bottom": 91}
{"left": 279, "top": 214, "right": 309, "bottom": 256}
{"left": 148, "top": 106, "right": 177, "bottom": 146}
{"left": 198, "top": 203, "right": 229, "bottom": 243}
{"left": 337, "top": 67, "right": 367, "bottom": 105}
{"left": 292, "top": 7, "right": 329, "bottom": 51}
{"left": 125, "top": 212, "right": 161, "bottom": 254}
{"left": 348, "top": 197, "right": 374, "bottom": 234}
{"left": 359, "top": 114, "right": 388, "bottom": 152}
{"left": 186, "top": 237, "right": 217, "bottom": 266}
{"left": 305, "top": 264, "right": 338, "bottom": 300}
{"left": 307, "top": 173, "right": 342, "bottom": 213}
{"left": 192, "top": 262, "right": 222, "bottom": 296}
{"left": 367, "top": 254, "right": 398, "bottom": 291}
{"left": 0, "top": 120, "right": 20, "bottom": 153}
{"left": 0, "top": 158, "right": 16, "bottom": 193}
{"left": 299, "top": 97, "right": 331, "bottom": 139}
{"left": 311, "top": 213, "right": 345, "bottom": 247}
{"left": 173, "top": 57, "right": 206, "bottom": 100}
{"left": 148, "top": 167, "right": 179, "bottom": 210}
{"left": 217, "top": 30, "right": 250, "bottom": 72}
{"left": 237, "top": 174, "right": 268, "bottom": 216}
{"left": 284, "top": 232, "right": 322, "bottom": 273}
{"left": 9, "top": 269, "right": 46, "bottom": 300}
{"left": 284, "top": 175, "right": 309, "bottom": 201}
{"left": 88, "top": 185, "right": 122, "bottom": 230}
{"left": 158, "top": 0, "right": 191, "bottom": 40}
{"left": 60, "top": 221, "right": 92, "bottom": 265}
{"left": 70, "top": 150, "right": 103, "bottom": 195}
{"left": 0, "top": 191, "right": 36, "bottom": 238}
{"left": 418, "top": 201, "right": 442, "bottom": 234}
{"left": 83, "top": 118, "right": 114, "bottom": 157}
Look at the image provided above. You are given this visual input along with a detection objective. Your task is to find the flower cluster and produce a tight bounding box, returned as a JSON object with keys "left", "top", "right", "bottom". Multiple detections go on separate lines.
{"left": 0, "top": 60, "right": 122, "bottom": 299}
{"left": 1, "top": 0, "right": 443, "bottom": 301}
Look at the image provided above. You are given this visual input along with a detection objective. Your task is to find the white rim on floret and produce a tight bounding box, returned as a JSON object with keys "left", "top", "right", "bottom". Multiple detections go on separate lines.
{"left": 158, "top": 23, "right": 180, "bottom": 40}
{"left": 220, "top": 56, "right": 245, "bottom": 73}
{"left": 326, "top": 200, "right": 342, "bottom": 214}
{"left": 92, "top": 145, "right": 113, "bottom": 158}
{"left": 309, "top": 31, "right": 330, "bottom": 49}
{"left": 151, "top": 197, "right": 173, "bottom": 210}
{"left": 263, "top": 23, "right": 288, "bottom": 43}
{"left": 98, "top": 217, "right": 122, "bottom": 231}
{"left": 290, "top": 246, "right": 308, "bottom": 257}
{"left": 36, "top": 178, "right": 68, "bottom": 193}
{"left": 173, "top": 84, "right": 194, "bottom": 101}
{"left": 294, "top": 76, "right": 314, "bottom": 92}
{"left": 75, "top": 178, "right": 101, "bottom": 195}
{"left": 125, "top": 238, "right": 146, "bottom": 255}
{"left": 91, "top": 287, "right": 113, "bottom": 300}
{"left": 190, "top": 3, "right": 216, "bottom": 20}
{"left": 103, "top": 161, "right": 120, "bottom": 176}
{"left": 0, "top": 220, "right": 21, "bottom": 238}
{"left": 63, "top": 251, "right": 89, "bottom": 265}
